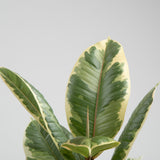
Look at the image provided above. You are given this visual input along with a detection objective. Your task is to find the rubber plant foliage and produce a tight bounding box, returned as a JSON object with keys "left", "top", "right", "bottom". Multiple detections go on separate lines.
{"left": 0, "top": 38, "right": 159, "bottom": 160}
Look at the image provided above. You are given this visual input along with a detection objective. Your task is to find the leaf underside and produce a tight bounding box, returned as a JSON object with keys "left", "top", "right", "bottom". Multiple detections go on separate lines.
{"left": 111, "top": 84, "right": 159, "bottom": 160}
{"left": 66, "top": 38, "right": 130, "bottom": 138}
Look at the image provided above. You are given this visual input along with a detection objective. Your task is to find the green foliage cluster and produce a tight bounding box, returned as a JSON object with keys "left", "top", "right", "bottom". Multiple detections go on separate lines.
{"left": 0, "top": 38, "right": 158, "bottom": 160}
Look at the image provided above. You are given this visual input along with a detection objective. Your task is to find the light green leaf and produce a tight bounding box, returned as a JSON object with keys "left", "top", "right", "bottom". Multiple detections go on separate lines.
{"left": 66, "top": 38, "right": 130, "bottom": 138}
{"left": 0, "top": 67, "right": 68, "bottom": 147}
{"left": 24, "top": 120, "right": 64, "bottom": 160}
{"left": 61, "top": 136, "right": 120, "bottom": 158}
{"left": 111, "top": 84, "right": 159, "bottom": 160}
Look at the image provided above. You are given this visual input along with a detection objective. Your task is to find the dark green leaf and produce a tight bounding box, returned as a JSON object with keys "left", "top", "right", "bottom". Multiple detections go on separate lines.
{"left": 66, "top": 38, "right": 130, "bottom": 138}
{"left": 111, "top": 84, "right": 159, "bottom": 160}
{"left": 24, "top": 120, "right": 64, "bottom": 160}
{"left": 0, "top": 67, "right": 68, "bottom": 147}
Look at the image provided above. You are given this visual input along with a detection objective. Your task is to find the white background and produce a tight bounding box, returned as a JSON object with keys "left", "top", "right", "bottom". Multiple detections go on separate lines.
{"left": 0, "top": 0, "right": 160, "bottom": 159}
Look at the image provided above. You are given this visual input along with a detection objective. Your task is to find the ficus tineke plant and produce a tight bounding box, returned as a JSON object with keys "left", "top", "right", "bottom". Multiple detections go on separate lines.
{"left": 0, "top": 38, "right": 158, "bottom": 160}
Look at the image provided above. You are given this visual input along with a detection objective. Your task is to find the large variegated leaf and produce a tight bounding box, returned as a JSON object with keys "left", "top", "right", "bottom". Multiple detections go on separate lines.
{"left": 111, "top": 84, "right": 159, "bottom": 160}
{"left": 24, "top": 120, "right": 64, "bottom": 160}
{"left": 61, "top": 136, "right": 119, "bottom": 158}
{"left": 0, "top": 67, "right": 85, "bottom": 160}
{"left": 66, "top": 38, "right": 130, "bottom": 138}
{"left": 0, "top": 67, "right": 68, "bottom": 147}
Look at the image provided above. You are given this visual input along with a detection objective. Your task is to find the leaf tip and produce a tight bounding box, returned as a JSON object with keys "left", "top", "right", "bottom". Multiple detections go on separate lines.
{"left": 152, "top": 82, "right": 160, "bottom": 96}
{"left": 155, "top": 81, "right": 160, "bottom": 88}
{"left": 107, "top": 36, "right": 111, "bottom": 41}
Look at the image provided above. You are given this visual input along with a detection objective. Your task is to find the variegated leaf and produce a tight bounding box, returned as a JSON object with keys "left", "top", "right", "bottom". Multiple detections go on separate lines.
{"left": 24, "top": 120, "right": 64, "bottom": 160}
{"left": 0, "top": 67, "right": 67, "bottom": 147}
{"left": 66, "top": 38, "right": 130, "bottom": 138}
{"left": 0, "top": 67, "right": 85, "bottom": 160}
{"left": 61, "top": 136, "right": 119, "bottom": 158}
{"left": 0, "top": 67, "right": 45, "bottom": 128}
{"left": 111, "top": 84, "right": 159, "bottom": 160}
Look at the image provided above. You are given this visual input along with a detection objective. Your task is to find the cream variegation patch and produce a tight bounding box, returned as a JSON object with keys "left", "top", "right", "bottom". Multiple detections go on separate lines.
{"left": 107, "top": 45, "right": 130, "bottom": 122}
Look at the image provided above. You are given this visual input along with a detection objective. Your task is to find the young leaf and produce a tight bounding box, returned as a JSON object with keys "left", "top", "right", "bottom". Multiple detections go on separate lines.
{"left": 60, "top": 127, "right": 86, "bottom": 160}
{"left": 66, "top": 38, "right": 130, "bottom": 138}
{"left": 111, "top": 84, "right": 159, "bottom": 160}
{"left": 61, "top": 136, "right": 120, "bottom": 158}
{"left": 0, "top": 67, "right": 68, "bottom": 147}
{"left": 24, "top": 120, "right": 64, "bottom": 160}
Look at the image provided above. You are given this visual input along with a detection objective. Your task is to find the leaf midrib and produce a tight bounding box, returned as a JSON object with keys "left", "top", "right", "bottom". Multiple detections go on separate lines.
{"left": 34, "top": 121, "right": 62, "bottom": 160}
{"left": 92, "top": 48, "right": 106, "bottom": 137}
{"left": 0, "top": 71, "right": 45, "bottom": 129}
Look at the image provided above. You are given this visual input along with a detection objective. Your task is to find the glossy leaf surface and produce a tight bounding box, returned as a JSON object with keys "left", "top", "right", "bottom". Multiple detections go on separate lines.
{"left": 24, "top": 120, "right": 64, "bottom": 160}
{"left": 66, "top": 38, "right": 130, "bottom": 138}
{"left": 111, "top": 84, "right": 158, "bottom": 160}
{"left": 61, "top": 136, "right": 119, "bottom": 158}
{"left": 0, "top": 67, "right": 85, "bottom": 160}
{"left": 0, "top": 67, "right": 68, "bottom": 147}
